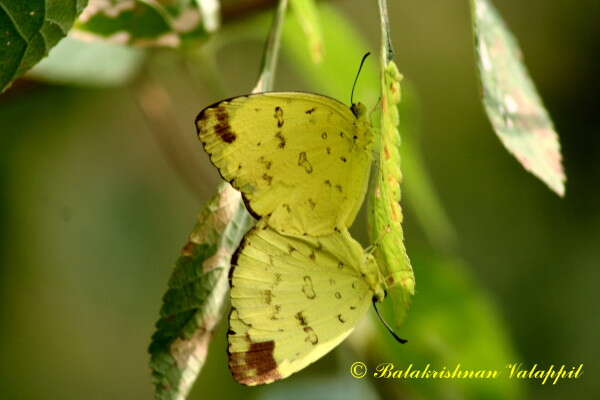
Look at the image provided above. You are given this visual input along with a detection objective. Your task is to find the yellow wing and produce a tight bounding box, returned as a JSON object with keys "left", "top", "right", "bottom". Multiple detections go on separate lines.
{"left": 228, "top": 220, "right": 383, "bottom": 385}
{"left": 196, "top": 92, "right": 373, "bottom": 236}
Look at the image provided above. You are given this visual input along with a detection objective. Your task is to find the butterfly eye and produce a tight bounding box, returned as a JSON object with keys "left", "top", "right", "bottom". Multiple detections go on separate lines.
{"left": 371, "top": 288, "right": 386, "bottom": 303}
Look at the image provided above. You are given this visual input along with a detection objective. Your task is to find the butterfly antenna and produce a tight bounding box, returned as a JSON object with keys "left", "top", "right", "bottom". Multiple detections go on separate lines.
{"left": 372, "top": 299, "right": 408, "bottom": 344}
{"left": 350, "top": 52, "right": 371, "bottom": 105}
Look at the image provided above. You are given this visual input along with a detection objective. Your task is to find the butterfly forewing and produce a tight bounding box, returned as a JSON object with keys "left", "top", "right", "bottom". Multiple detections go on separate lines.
{"left": 197, "top": 92, "right": 373, "bottom": 236}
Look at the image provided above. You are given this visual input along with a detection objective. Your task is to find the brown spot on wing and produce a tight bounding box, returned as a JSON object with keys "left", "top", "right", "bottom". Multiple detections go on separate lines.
{"left": 295, "top": 311, "right": 308, "bottom": 326}
{"left": 298, "top": 152, "right": 313, "bottom": 173}
{"left": 270, "top": 304, "right": 281, "bottom": 320}
{"left": 262, "top": 173, "right": 273, "bottom": 185}
{"left": 305, "top": 107, "right": 316, "bottom": 114}
{"left": 213, "top": 106, "right": 236, "bottom": 143}
{"left": 275, "top": 131, "right": 286, "bottom": 148}
{"left": 274, "top": 106, "right": 284, "bottom": 127}
{"left": 258, "top": 156, "right": 273, "bottom": 170}
{"left": 302, "top": 276, "right": 316, "bottom": 299}
{"left": 303, "top": 326, "right": 319, "bottom": 345}
{"left": 263, "top": 290, "right": 273, "bottom": 305}
{"left": 229, "top": 340, "right": 281, "bottom": 385}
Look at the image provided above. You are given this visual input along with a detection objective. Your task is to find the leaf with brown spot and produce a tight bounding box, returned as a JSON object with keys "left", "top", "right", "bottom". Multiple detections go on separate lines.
{"left": 149, "top": 184, "right": 252, "bottom": 399}
{"left": 471, "top": 0, "right": 566, "bottom": 196}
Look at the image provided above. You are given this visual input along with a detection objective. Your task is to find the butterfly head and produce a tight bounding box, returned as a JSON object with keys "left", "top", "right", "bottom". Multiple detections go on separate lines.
{"left": 350, "top": 102, "right": 368, "bottom": 119}
{"left": 349, "top": 53, "right": 370, "bottom": 119}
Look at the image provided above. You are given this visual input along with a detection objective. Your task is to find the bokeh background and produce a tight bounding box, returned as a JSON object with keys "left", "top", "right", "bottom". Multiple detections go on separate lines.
{"left": 0, "top": 0, "right": 598, "bottom": 399}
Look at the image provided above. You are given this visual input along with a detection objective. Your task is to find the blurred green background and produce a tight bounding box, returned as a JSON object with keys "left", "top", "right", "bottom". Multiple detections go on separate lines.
{"left": 0, "top": 0, "right": 598, "bottom": 399}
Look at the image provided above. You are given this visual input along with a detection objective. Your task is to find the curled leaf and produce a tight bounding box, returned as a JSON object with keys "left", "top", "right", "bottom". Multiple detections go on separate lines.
{"left": 369, "top": 59, "right": 414, "bottom": 325}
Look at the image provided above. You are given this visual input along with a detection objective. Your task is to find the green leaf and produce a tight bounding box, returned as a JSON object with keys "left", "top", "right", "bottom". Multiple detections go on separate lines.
{"left": 290, "top": 0, "right": 323, "bottom": 63}
{"left": 253, "top": 0, "right": 288, "bottom": 92}
{"left": 369, "top": 60, "right": 414, "bottom": 326}
{"left": 367, "top": 0, "right": 414, "bottom": 327}
{"left": 0, "top": 0, "right": 88, "bottom": 92}
{"left": 74, "top": 0, "right": 208, "bottom": 47}
{"left": 27, "top": 36, "right": 144, "bottom": 87}
{"left": 149, "top": 184, "right": 252, "bottom": 400}
{"left": 471, "top": 0, "right": 566, "bottom": 196}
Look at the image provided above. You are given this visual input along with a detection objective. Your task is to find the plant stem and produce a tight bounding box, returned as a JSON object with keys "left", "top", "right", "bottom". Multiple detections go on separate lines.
{"left": 254, "top": 0, "right": 288, "bottom": 92}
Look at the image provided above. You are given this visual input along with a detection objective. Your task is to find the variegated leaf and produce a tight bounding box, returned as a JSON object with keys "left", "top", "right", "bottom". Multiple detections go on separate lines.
{"left": 472, "top": 0, "right": 566, "bottom": 196}
{"left": 74, "top": 0, "right": 209, "bottom": 47}
{"left": 149, "top": 184, "right": 252, "bottom": 400}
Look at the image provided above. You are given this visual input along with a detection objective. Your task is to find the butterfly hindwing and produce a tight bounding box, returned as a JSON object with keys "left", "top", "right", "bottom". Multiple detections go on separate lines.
{"left": 197, "top": 92, "right": 373, "bottom": 236}
{"left": 228, "top": 221, "right": 380, "bottom": 385}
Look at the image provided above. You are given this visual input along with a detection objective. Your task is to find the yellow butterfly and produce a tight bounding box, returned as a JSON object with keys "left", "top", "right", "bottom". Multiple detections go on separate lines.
{"left": 196, "top": 66, "right": 402, "bottom": 385}
{"left": 228, "top": 220, "right": 384, "bottom": 385}
{"left": 197, "top": 92, "right": 372, "bottom": 236}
